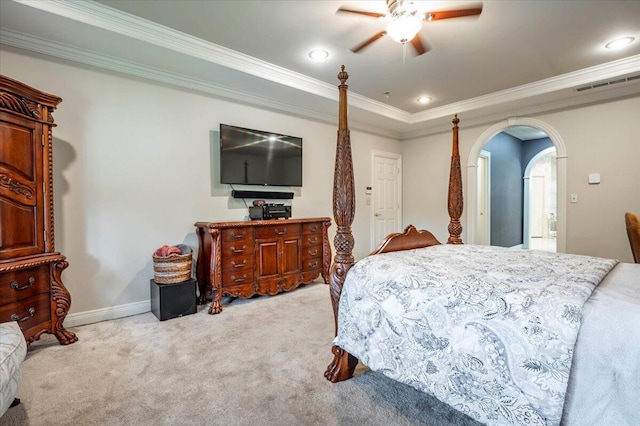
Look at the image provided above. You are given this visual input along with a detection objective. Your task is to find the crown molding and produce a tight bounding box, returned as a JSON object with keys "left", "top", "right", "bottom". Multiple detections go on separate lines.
{"left": 400, "top": 80, "right": 640, "bottom": 141}
{"left": 4, "top": 0, "right": 640, "bottom": 140}
{"left": 0, "top": 29, "right": 400, "bottom": 139}
{"left": 9, "top": 0, "right": 640, "bottom": 129}
{"left": 410, "top": 54, "right": 640, "bottom": 124}
{"left": 0, "top": 29, "right": 335, "bottom": 124}
{"left": 12, "top": 0, "right": 410, "bottom": 123}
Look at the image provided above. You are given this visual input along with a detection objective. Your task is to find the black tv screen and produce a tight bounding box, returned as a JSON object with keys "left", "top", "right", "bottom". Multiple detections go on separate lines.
{"left": 219, "top": 124, "right": 303, "bottom": 187}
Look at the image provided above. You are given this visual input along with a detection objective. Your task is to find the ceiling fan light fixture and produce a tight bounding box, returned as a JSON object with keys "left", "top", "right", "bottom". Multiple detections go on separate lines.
{"left": 386, "top": 14, "right": 422, "bottom": 44}
{"left": 605, "top": 37, "right": 635, "bottom": 50}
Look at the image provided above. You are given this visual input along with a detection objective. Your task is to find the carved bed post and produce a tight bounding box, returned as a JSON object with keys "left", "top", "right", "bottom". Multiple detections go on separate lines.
{"left": 324, "top": 66, "right": 358, "bottom": 382}
{"left": 447, "top": 114, "right": 464, "bottom": 244}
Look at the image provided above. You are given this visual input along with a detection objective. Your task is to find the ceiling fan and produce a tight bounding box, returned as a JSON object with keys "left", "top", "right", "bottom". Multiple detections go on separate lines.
{"left": 338, "top": 0, "right": 483, "bottom": 57}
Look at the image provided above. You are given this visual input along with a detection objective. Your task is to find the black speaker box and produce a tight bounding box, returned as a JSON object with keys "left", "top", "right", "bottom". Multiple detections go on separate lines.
{"left": 150, "top": 278, "right": 197, "bottom": 321}
{"left": 231, "top": 189, "right": 294, "bottom": 199}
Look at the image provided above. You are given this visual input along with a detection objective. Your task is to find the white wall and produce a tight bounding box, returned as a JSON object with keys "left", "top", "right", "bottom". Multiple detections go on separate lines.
{"left": 0, "top": 48, "right": 401, "bottom": 324}
{"left": 403, "top": 96, "right": 640, "bottom": 263}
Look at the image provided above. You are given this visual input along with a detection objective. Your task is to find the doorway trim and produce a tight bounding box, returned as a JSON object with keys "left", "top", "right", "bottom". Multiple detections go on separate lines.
{"left": 523, "top": 146, "right": 556, "bottom": 249}
{"left": 466, "top": 117, "right": 567, "bottom": 252}
{"left": 476, "top": 150, "right": 491, "bottom": 245}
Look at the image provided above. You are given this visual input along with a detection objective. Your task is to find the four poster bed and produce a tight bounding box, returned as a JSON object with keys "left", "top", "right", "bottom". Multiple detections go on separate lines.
{"left": 324, "top": 66, "right": 640, "bottom": 425}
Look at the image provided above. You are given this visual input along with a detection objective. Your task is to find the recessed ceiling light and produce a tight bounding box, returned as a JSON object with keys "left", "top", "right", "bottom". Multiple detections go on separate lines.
{"left": 417, "top": 96, "right": 432, "bottom": 104}
{"left": 308, "top": 49, "right": 329, "bottom": 61}
{"left": 605, "top": 37, "right": 635, "bottom": 50}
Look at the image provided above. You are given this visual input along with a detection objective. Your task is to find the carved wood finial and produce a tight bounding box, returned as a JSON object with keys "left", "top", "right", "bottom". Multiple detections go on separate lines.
{"left": 447, "top": 114, "right": 464, "bottom": 244}
{"left": 338, "top": 65, "right": 349, "bottom": 85}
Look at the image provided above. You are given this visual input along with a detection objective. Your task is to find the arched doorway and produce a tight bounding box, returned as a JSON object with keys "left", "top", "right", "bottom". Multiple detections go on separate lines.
{"left": 467, "top": 117, "right": 567, "bottom": 252}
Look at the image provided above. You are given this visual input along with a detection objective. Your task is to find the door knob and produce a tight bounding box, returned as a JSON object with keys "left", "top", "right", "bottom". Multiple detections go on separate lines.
{"left": 374, "top": 213, "right": 381, "bottom": 217}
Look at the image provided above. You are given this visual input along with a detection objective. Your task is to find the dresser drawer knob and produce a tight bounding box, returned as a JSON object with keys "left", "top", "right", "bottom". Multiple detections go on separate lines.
{"left": 10, "top": 276, "right": 35, "bottom": 291}
{"left": 310, "top": 225, "right": 318, "bottom": 232}
{"left": 11, "top": 307, "right": 36, "bottom": 323}
{"left": 230, "top": 245, "right": 247, "bottom": 253}
{"left": 308, "top": 237, "right": 319, "bottom": 244}
{"left": 232, "top": 274, "right": 247, "bottom": 283}
{"left": 230, "top": 231, "right": 246, "bottom": 238}
{"left": 274, "top": 228, "right": 287, "bottom": 235}
{"left": 308, "top": 261, "right": 319, "bottom": 268}
{"left": 231, "top": 259, "right": 247, "bottom": 268}
{"left": 308, "top": 249, "right": 319, "bottom": 256}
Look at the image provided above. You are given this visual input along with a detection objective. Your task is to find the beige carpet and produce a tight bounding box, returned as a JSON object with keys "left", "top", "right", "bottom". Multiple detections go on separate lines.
{"left": 1, "top": 282, "right": 479, "bottom": 426}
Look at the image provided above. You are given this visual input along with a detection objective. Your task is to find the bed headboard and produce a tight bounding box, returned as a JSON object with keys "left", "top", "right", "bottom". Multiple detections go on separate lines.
{"left": 370, "top": 225, "right": 441, "bottom": 255}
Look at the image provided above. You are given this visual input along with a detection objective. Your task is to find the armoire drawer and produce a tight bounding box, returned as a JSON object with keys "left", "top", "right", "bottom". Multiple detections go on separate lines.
{"left": 0, "top": 265, "right": 50, "bottom": 304}
{"left": 0, "top": 292, "right": 52, "bottom": 330}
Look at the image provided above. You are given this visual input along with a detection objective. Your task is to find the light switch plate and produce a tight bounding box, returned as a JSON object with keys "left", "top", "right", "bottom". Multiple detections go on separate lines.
{"left": 570, "top": 193, "right": 578, "bottom": 203}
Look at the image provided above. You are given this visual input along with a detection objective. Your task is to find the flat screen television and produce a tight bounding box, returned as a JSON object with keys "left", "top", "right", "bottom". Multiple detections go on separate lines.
{"left": 219, "top": 124, "right": 303, "bottom": 187}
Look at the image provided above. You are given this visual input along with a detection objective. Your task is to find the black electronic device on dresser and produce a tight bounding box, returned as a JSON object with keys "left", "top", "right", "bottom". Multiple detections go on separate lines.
{"left": 249, "top": 204, "right": 292, "bottom": 220}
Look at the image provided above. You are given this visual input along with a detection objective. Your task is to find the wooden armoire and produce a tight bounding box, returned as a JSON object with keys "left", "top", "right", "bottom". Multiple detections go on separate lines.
{"left": 0, "top": 75, "right": 77, "bottom": 346}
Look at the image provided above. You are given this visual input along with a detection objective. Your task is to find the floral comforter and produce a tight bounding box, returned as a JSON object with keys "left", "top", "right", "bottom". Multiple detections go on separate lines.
{"left": 334, "top": 244, "right": 617, "bottom": 426}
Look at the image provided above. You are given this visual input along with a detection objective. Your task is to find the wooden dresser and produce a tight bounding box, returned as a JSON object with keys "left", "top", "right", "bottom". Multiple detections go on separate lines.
{"left": 195, "top": 217, "right": 331, "bottom": 314}
{"left": 0, "top": 75, "right": 77, "bottom": 346}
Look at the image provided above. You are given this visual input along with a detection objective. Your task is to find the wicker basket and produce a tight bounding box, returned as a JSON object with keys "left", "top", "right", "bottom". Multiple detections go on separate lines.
{"left": 153, "top": 250, "right": 192, "bottom": 284}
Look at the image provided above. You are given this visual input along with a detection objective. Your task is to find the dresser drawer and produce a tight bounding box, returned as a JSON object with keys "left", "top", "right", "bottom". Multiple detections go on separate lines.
{"left": 221, "top": 227, "right": 253, "bottom": 243}
{"left": 0, "top": 292, "right": 51, "bottom": 330}
{"left": 302, "top": 234, "right": 322, "bottom": 247}
{"left": 221, "top": 253, "right": 254, "bottom": 272}
{"left": 0, "top": 265, "right": 50, "bottom": 304}
{"left": 301, "top": 245, "right": 323, "bottom": 261}
{"left": 221, "top": 270, "right": 255, "bottom": 288}
{"left": 221, "top": 242, "right": 252, "bottom": 258}
{"left": 255, "top": 224, "right": 301, "bottom": 239}
{"left": 302, "top": 222, "right": 323, "bottom": 235}
{"left": 302, "top": 258, "right": 322, "bottom": 272}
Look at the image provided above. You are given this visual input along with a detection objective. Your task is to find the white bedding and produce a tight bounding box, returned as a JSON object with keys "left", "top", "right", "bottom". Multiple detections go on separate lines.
{"left": 333, "top": 245, "right": 637, "bottom": 426}
{"left": 562, "top": 262, "right": 640, "bottom": 425}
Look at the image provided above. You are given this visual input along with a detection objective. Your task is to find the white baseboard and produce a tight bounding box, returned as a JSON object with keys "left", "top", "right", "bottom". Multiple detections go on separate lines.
{"left": 65, "top": 300, "right": 151, "bottom": 327}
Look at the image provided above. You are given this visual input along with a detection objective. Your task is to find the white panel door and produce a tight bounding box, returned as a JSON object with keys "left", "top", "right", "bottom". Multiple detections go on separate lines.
{"left": 530, "top": 176, "right": 546, "bottom": 238}
{"left": 372, "top": 152, "right": 401, "bottom": 250}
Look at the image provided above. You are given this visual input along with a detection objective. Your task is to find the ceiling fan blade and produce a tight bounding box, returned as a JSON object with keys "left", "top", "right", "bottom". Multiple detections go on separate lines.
{"left": 336, "top": 7, "right": 386, "bottom": 18}
{"left": 410, "top": 35, "right": 431, "bottom": 56}
{"left": 350, "top": 31, "right": 387, "bottom": 53}
{"left": 423, "top": 5, "right": 483, "bottom": 21}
